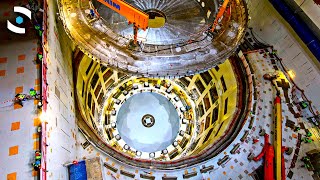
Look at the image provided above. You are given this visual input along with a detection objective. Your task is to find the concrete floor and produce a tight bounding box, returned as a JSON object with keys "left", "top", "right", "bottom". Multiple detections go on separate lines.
{"left": 0, "top": 39, "right": 40, "bottom": 179}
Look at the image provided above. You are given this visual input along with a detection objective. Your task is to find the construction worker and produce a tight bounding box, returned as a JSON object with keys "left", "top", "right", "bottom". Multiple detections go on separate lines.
{"left": 34, "top": 24, "right": 41, "bottom": 31}
{"left": 302, "top": 137, "right": 313, "bottom": 143}
{"left": 34, "top": 24, "right": 43, "bottom": 36}
{"left": 302, "top": 137, "right": 306, "bottom": 142}
{"left": 306, "top": 131, "right": 312, "bottom": 137}
{"left": 32, "top": 160, "right": 41, "bottom": 170}
{"left": 301, "top": 163, "right": 311, "bottom": 169}
{"left": 270, "top": 49, "right": 277, "bottom": 55}
{"left": 32, "top": 150, "right": 42, "bottom": 170}
{"left": 302, "top": 156, "right": 310, "bottom": 162}
{"left": 294, "top": 126, "right": 300, "bottom": 132}
{"left": 301, "top": 156, "right": 312, "bottom": 169}
{"left": 16, "top": 93, "right": 26, "bottom": 100}
{"left": 29, "top": 88, "right": 40, "bottom": 99}
{"left": 15, "top": 93, "right": 26, "bottom": 107}
{"left": 35, "top": 151, "right": 42, "bottom": 160}
{"left": 90, "top": 9, "right": 95, "bottom": 18}
{"left": 29, "top": 88, "right": 37, "bottom": 97}
{"left": 37, "top": 51, "right": 43, "bottom": 62}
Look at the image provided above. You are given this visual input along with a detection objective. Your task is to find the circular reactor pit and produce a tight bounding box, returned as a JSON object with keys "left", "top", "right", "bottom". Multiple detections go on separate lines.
{"left": 99, "top": 78, "right": 198, "bottom": 160}
{"left": 58, "top": 0, "right": 248, "bottom": 76}
{"left": 116, "top": 92, "right": 180, "bottom": 153}
{"left": 75, "top": 59, "right": 250, "bottom": 169}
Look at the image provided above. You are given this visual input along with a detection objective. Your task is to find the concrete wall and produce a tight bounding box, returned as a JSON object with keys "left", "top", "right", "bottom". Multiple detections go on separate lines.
{"left": 246, "top": 0, "right": 320, "bottom": 111}
{"left": 44, "top": 0, "right": 78, "bottom": 179}
{"left": 293, "top": 0, "right": 320, "bottom": 30}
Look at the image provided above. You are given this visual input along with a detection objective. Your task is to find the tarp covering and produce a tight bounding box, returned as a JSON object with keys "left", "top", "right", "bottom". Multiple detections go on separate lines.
{"left": 69, "top": 161, "right": 87, "bottom": 180}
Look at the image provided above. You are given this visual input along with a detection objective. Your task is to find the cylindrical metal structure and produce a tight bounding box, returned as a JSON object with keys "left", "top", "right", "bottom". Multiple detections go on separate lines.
{"left": 58, "top": 0, "right": 248, "bottom": 77}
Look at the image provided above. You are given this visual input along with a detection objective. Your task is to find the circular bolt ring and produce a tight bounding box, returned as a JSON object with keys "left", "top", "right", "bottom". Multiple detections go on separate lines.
{"left": 142, "top": 114, "right": 155, "bottom": 128}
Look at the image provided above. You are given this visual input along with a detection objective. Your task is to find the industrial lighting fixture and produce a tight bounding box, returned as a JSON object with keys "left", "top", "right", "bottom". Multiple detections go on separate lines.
{"left": 37, "top": 101, "right": 43, "bottom": 109}
{"left": 124, "top": 144, "right": 129, "bottom": 150}
{"left": 162, "top": 149, "right": 168, "bottom": 155}
{"left": 136, "top": 151, "right": 142, "bottom": 156}
{"left": 39, "top": 112, "right": 46, "bottom": 123}
{"left": 173, "top": 141, "right": 178, "bottom": 147}
{"left": 179, "top": 130, "right": 185, "bottom": 136}
{"left": 287, "top": 70, "right": 295, "bottom": 79}
{"left": 149, "top": 152, "right": 155, "bottom": 158}
{"left": 115, "top": 134, "right": 121, "bottom": 140}
{"left": 111, "top": 122, "right": 116, "bottom": 128}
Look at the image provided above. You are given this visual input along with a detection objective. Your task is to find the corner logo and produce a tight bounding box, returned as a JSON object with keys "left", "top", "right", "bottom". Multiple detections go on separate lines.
{"left": 7, "top": 6, "right": 32, "bottom": 34}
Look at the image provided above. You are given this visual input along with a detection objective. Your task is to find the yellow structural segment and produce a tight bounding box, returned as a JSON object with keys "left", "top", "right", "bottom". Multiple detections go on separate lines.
{"left": 187, "top": 60, "right": 239, "bottom": 155}
{"left": 274, "top": 96, "right": 282, "bottom": 180}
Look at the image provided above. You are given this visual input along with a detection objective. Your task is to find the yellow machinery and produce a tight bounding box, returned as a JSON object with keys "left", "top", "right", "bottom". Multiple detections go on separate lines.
{"left": 274, "top": 96, "right": 282, "bottom": 180}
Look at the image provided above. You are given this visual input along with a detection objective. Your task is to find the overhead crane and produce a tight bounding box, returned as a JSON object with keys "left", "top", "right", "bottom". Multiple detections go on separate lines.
{"left": 210, "top": 0, "right": 230, "bottom": 32}
{"left": 96, "top": 0, "right": 149, "bottom": 45}
{"left": 96, "top": 0, "right": 231, "bottom": 45}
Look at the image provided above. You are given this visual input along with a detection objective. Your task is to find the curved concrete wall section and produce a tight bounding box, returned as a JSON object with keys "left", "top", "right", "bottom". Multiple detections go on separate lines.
{"left": 269, "top": 0, "right": 320, "bottom": 61}
{"left": 283, "top": 0, "right": 320, "bottom": 40}
{"left": 247, "top": 0, "right": 320, "bottom": 110}
{"left": 57, "top": 0, "right": 248, "bottom": 77}
{"left": 74, "top": 55, "right": 250, "bottom": 169}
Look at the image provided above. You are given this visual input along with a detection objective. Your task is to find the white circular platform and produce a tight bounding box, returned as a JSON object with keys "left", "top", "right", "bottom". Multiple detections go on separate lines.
{"left": 116, "top": 92, "right": 180, "bottom": 152}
